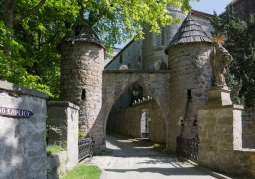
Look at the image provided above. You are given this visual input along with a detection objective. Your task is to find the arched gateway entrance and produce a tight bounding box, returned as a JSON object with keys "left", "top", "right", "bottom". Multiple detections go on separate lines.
{"left": 100, "top": 70, "right": 171, "bottom": 149}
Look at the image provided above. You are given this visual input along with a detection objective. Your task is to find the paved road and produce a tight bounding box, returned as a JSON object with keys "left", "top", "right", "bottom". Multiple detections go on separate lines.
{"left": 88, "top": 135, "right": 217, "bottom": 179}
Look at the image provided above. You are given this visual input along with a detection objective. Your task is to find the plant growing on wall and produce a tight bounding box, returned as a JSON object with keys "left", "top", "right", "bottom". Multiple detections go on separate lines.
{"left": 0, "top": 0, "right": 198, "bottom": 99}
{"left": 210, "top": 8, "right": 255, "bottom": 107}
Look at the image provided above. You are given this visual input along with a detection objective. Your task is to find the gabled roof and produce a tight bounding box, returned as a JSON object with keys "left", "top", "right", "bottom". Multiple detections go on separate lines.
{"left": 191, "top": 9, "right": 213, "bottom": 20}
{"left": 165, "top": 15, "right": 212, "bottom": 54}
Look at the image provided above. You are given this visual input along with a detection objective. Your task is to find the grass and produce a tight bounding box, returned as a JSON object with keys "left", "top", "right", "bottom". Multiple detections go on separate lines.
{"left": 46, "top": 145, "right": 64, "bottom": 156}
{"left": 62, "top": 164, "right": 101, "bottom": 179}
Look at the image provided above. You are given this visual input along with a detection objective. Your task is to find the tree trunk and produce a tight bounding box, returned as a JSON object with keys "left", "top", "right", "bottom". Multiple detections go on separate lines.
{"left": 2, "top": 0, "right": 46, "bottom": 56}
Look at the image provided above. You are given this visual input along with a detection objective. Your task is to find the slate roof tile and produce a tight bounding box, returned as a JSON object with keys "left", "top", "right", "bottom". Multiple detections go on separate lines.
{"left": 165, "top": 15, "right": 212, "bottom": 54}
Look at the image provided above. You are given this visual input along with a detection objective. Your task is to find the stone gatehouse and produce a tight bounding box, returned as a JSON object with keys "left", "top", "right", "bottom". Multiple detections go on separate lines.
{"left": 56, "top": 8, "right": 255, "bottom": 177}
{"left": 58, "top": 10, "right": 213, "bottom": 151}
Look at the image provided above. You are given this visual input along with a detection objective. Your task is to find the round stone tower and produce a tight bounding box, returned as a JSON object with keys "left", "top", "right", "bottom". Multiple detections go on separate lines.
{"left": 58, "top": 25, "right": 105, "bottom": 149}
{"left": 142, "top": 6, "right": 187, "bottom": 70}
{"left": 141, "top": 6, "right": 187, "bottom": 98}
{"left": 164, "top": 15, "right": 212, "bottom": 150}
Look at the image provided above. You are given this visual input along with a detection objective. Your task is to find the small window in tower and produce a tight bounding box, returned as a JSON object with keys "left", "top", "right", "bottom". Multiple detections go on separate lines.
{"left": 81, "top": 89, "right": 86, "bottom": 100}
{"left": 119, "top": 54, "right": 123, "bottom": 64}
{"left": 74, "top": 26, "right": 81, "bottom": 36}
{"left": 188, "top": 89, "right": 192, "bottom": 100}
{"left": 156, "top": 29, "right": 164, "bottom": 46}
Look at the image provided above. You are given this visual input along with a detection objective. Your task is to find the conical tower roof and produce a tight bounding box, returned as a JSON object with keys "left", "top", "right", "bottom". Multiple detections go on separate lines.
{"left": 165, "top": 15, "right": 211, "bottom": 54}
{"left": 58, "top": 25, "right": 105, "bottom": 50}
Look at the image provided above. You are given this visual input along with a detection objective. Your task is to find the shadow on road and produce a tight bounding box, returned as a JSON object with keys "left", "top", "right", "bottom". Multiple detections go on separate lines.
{"left": 104, "top": 167, "right": 211, "bottom": 176}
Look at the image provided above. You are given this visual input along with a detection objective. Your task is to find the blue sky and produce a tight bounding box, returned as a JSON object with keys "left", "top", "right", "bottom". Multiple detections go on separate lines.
{"left": 190, "top": 0, "right": 233, "bottom": 14}
{"left": 115, "top": 0, "right": 233, "bottom": 48}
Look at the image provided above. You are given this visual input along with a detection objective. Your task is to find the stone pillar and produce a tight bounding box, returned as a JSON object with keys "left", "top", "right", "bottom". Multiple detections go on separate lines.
{"left": 0, "top": 80, "right": 48, "bottom": 179}
{"left": 198, "top": 87, "right": 255, "bottom": 177}
{"left": 47, "top": 101, "right": 79, "bottom": 170}
{"left": 58, "top": 26, "right": 105, "bottom": 150}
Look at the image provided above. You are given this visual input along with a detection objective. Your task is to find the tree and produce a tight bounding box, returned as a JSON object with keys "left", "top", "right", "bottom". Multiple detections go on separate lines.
{"left": 0, "top": 0, "right": 198, "bottom": 99}
{"left": 210, "top": 8, "right": 255, "bottom": 107}
{"left": 2, "top": 0, "right": 46, "bottom": 56}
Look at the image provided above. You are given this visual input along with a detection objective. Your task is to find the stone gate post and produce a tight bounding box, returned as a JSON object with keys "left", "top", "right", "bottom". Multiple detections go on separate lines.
{"left": 47, "top": 101, "right": 79, "bottom": 170}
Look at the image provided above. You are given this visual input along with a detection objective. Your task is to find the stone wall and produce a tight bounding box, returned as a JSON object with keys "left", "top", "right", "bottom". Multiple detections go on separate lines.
{"left": 59, "top": 42, "right": 104, "bottom": 150}
{"left": 198, "top": 104, "right": 255, "bottom": 177}
{"left": 242, "top": 107, "right": 255, "bottom": 149}
{"left": 107, "top": 100, "right": 166, "bottom": 143}
{"left": 0, "top": 80, "right": 48, "bottom": 179}
{"left": 47, "top": 151, "right": 70, "bottom": 179}
{"left": 47, "top": 101, "right": 79, "bottom": 173}
{"left": 167, "top": 42, "right": 212, "bottom": 151}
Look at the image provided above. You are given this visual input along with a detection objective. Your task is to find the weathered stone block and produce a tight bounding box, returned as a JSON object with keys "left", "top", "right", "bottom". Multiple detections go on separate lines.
{"left": 0, "top": 80, "right": 48, "bottom": 179}
{"left": 47, "top": 101, "right": 79, "bottom": 171}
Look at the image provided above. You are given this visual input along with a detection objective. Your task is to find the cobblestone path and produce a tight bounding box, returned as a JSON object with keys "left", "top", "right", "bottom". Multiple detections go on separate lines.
{"left": 87, "top": 135, "right": 217, "bottom": 179}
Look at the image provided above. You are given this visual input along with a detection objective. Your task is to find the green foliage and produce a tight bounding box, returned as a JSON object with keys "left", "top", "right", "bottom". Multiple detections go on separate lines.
{"left": 211, "top": 8, "right": 255, "bottom": 107}
{"left": 62, "top": 164, "right": 101, "bottom": 179}
{"left": 1, "top": 0, "right": 197, "bottom": 99}
{"left": 78, "top": 129, "right": 85, "bottom": 138}
{"left": 46, "top": 145, "right": 64, "bottom": 156}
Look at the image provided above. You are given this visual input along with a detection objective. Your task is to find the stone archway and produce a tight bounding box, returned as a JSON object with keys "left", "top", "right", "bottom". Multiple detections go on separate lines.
{"left": 101, "top": 70, "right": 171, "bottom": 148}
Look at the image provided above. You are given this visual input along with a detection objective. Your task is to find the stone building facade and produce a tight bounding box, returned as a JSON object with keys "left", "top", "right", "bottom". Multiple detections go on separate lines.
{"left": 227, "top": 0, "right": 255, "bottom": 21}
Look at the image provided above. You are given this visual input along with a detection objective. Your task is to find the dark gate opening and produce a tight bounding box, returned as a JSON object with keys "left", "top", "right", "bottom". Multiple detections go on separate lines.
{"left": 141, "top": 110, "right": 149, "bottom": 138}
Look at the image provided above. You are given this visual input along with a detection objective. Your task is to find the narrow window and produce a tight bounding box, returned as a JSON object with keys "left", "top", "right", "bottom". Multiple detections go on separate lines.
{"left": 119, "top": 54, "right": 123, "bottom": 64}
{"left": 74, "top": 26, "right": 81, "bottom": 36}
{"left": 81, "top": 89, "right": 86, "bottom": 100}
{"left": 188, "top": 89, "right": 192, "bottom": 100}
{"left": 156, "top": 29, "right": 164, "bottom": 46}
